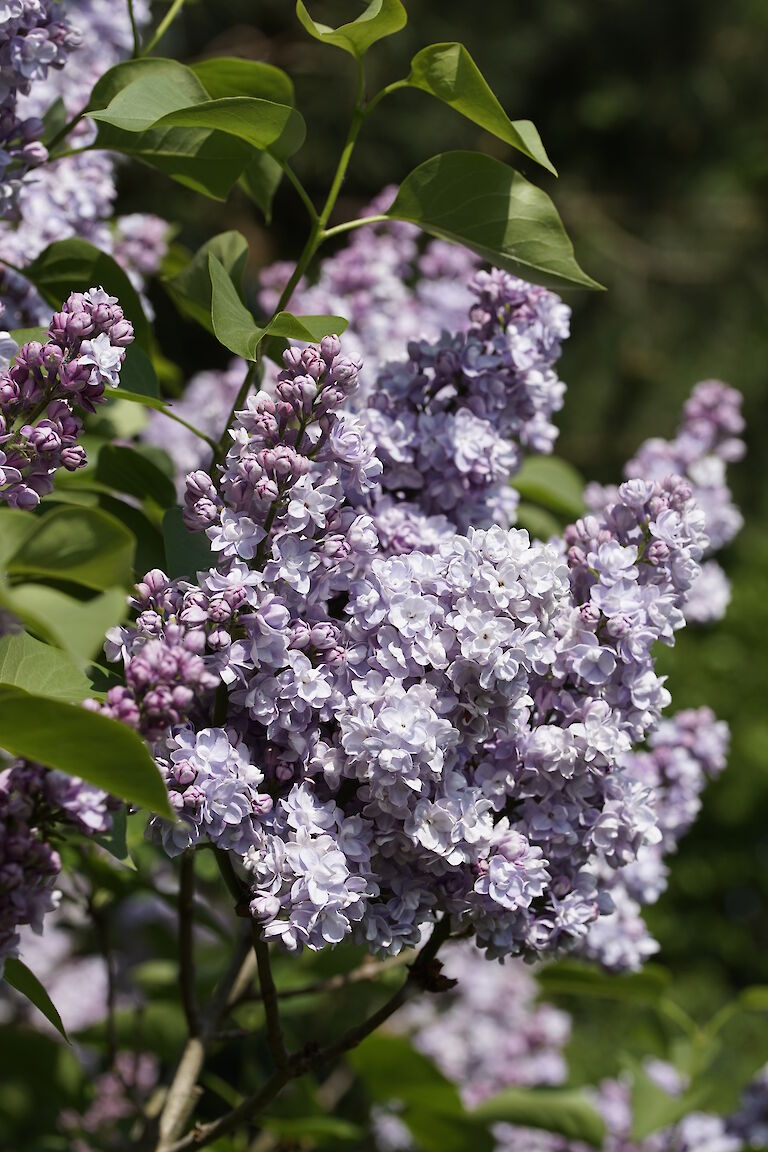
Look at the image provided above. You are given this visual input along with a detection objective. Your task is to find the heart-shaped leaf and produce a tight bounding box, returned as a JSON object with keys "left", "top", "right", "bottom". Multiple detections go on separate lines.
{"left": 406, "top": 44, "right": 556, "bottom": 174}
{"left": 387, "top": 151, "right": 602, "bottom": 290}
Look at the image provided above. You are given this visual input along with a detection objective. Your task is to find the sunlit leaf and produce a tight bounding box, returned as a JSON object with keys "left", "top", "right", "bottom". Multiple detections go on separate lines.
{"left": 512, "top": 456, "right": 586, "bottom": 519}
{"left": 295, "top": 0, "right": 406, "bottom": 58}
{"left": 388, "top": 151, "right": 602, "bottom": 290}
{"left": 0, "top": 631, "right": 93, "bottom": 702}
{"left": 7, "top": 505, "right": 135, "bottom": 590}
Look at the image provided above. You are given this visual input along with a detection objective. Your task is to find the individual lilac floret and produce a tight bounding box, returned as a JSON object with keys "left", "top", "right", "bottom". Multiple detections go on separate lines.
{"left": 0, "top": 758, "right": 111, "bottom": 974}
{"left": 0, "top": 0, "right": 79, "bottom": 216}
{"left": 586, "top": 380, "right": 744, "bottom": 625}
{"left": 0, "top": 286, "right": 134, "bottom": 507}
{"left": 365, "top": 268, "right": 569, "bottom": 535}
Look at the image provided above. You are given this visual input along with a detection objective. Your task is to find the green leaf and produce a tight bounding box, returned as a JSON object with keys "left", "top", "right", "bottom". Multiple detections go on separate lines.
{"left": 262, "top": 1116, "right": 362, "bottom": 1143}
{"left": 0, "top": 686, "right": 174, "bottom": 817}
{"left": 406, "top": 44, "right": 556, "bottom": 174}
{"left": 472, "top": 1087, "right": 606, "bottom": 1148}
{"left": 8, "top": 505, "right": 135, "bottom": 590}
{"left": 208, "top": 254, "right": 347, "bottom": 359}
{"left": 239, "top": 151, "right": 284, "bottom": 222}
{"left": 41, "top": 96, "right": 68, "bottom": 147}
{"left": 163, "top": 506, "right": 213, "bottom": 579}
{"left": 95, "top": 444, "right": 177, "bottom": 509}
{"left": 387, "top": 151, "right": 602, "bottom": 290}
{"left": 296, "top": 0, "right": 407, "bottom": 58}
{"left": 92, "top": 805, "right": 135, "bottom": 869}
{"left": 140, "top": 98, "right": 305, "bottom": 161}
{"left": 512, "top": 456, "right": 586, "bottom": 519}
{"left": 537, "top": 959, "right": 671, "bottom": 1004}
{"left": 629, "top": 1061, "right": 706, "bottom": 1141}
{"left": 165, "top": 231, "right": 249, "bottom": 333}
{"left": 515, "top": 502, "right": 562, "bottom": 541}
{"left": 3, "top": 959, "right": 68, "bottom": 1041}
{"left": 0, "top": 508, "right": 38, "bottom": 568}
{"left": 120, "top": 344, "right": 160, "bottom": 397}
{"left": 192, "top": 57, "right": 294, "bottom": 104}
{"left": 0, "top": 631, "right": 93, "bottom": 702}
{"left": 4, "top": 586, "right": 126, "bottom": 663}
{"left": 9, "top": 326, "right": 47, "bottom": 346}
{"left": 89, "top": 59, "right": 209, "bottom": 130}
{"left": 22, "top": 239, "right": 151, "bottom": 348}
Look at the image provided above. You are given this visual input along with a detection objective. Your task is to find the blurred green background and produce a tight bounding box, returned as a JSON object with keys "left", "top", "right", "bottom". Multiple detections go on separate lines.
{"left": 129, "top": 0, "right": 767, "bottom": 993}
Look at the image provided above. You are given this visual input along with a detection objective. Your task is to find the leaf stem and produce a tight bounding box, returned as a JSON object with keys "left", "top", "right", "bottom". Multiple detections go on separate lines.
{"left": 321, "top": 214, "right": 388, "bottom": 240}
{"left": 142, "top": 0, "right": 190, "bottom": 57}
{"left": 362, "top": 78, "right": 409, "bottom": 119}
{"left": 127, "top": 0, "right": 141, "bottom": 58}
{"left": 282, "top": 163, "right": 318, "bottom": 223}
{"left": 250, "top": 923, "right": 289, "bottom": 1069}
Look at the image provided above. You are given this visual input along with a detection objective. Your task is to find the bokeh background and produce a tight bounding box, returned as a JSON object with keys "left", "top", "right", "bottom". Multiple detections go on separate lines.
{"left": 126, "top": 0, "right": 768, "bottom": 1000}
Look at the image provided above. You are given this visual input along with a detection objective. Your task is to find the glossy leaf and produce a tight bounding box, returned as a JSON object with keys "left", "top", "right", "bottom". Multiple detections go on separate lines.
{"left": 5, "top": 586, "right": 126, "bottom": 663}
{"left": 406, "top": 44, "right": 556, "bottom": 174}
{"left": 208, "top": 254, "right": 347, "bottom": 359}
{"left": 472, "top": 1087, "right": 605, "bottom": 1148}
{"left": 0, "top": 686, "right": 174, "bottom": 817}
{"left": 387, "top": 151, "right": 602, "bottom": 290}
{"left": 295, "top": 0, "right": 406, "bottom": 58}
{"left": 163, "top": 506, "right": 213, "bottom": 579}
{"left": 192, "top": 57, "right": 294, "bottom": 104}
{"left": 165, "top": 231, "right": 249, "bottom": 333}
{"left": 3, "top": 959, "right": 68, "bottom": 1040}
{"left": 0, "top": 631, "right": 92, "bottom": 702}
{"left": 95, "top": 444, "right": 177, "bottom": 509}
{"left": 22, "top": 239, "right": 151, "bottom": 347}
{"left": 7, "top": 505, "right": 136, "bottom": 590}
{"left": 512, "top": 455, "right": 586, "bottom": 519}
{"left": 149, "top": 98, "right": 305, "bottom": 160}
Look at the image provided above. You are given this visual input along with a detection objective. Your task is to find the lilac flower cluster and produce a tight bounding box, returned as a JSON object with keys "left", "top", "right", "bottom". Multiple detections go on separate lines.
{"left": 94, "top": 308, "right": 730, "bottom": 964}
{"left": 582, "top": 707, "right": 729, "bottom": 971}
{"left": 365, "top": 267, "right": 569, "bottom": 537}
{"left": 586, "top": 380, "right": 745, "bottom": 625}
{"left": 0, "top": 0, "right": 78, "bottom": 216}
{"left": 59, "top": 1049, "right": 159, "bottom": 1151}
{"left": 0, "top": 286, "right": 133, "bottom": 507}
{"left": 0, "top": 0, "right": 166, "bottom": 331}
{"left": 0, "top": 758, "right": 111, "bottom": 974}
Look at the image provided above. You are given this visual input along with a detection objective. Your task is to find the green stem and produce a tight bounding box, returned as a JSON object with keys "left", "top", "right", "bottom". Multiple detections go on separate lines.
{"left": 46, "top": 108, "right": 89, "bottom": 154}
{"left": 282, "top": 164, "right": 318, "bottom": 223}
{"left": 127, "top": 0, "right": 141, "bottom": 57}
{"left": 158, "top": 408, "right": 219, "bottom": 454}
{"left": 142, "top": 0, "right": 190, "bottom": 57}
{"left": 362, "top": 78, "right": 409, "bottom": 119}
{"left": 321, "top": 214, "right": 388, "bottom": 240}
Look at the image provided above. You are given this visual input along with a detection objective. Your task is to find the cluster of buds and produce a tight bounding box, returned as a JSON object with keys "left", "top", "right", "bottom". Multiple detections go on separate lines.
{"left": 0, "top": 286, "right": 133, "bottom": 507}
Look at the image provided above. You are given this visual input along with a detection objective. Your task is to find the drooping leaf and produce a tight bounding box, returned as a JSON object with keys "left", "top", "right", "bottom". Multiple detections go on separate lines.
{"left": 208, "top": 254, "right": 347, "bottom": 359}
{"left": 95, "top": 444, "right": 177, "bottom": 509}
{"left": 406, "top": 44, "right": 556, "bottom": 174}
{"left": 5, "top": 586, "right": 126, "bottom": 663}
{"left": 387, "top": 151, "right": 602, "bottom": 290}
{"left": 0, "top": 507, "right": 38, "bottom": 568}
{"left": 3, "top": 959, "right": 68, "bottom": 1041}
{"left": 92, "top": 805, "right": 135, "bottom": 869}
{"left": 7, "top": 505, "right": 135, "bottom": 590}
{"left": 139, "top": 98, "right": 305, "bottom": 161}
{"left": 295, "top": 0, "right": 407, "bottom": 58}
{"left": 165, "top": 231, "right": 250, "bottom": 333}
{"left": 472, "top": 1087, "right": 605, "bottom": 1148}
{"left": 0, "top": 686, "right": 174, "bottom": 817}
{"left": 41, "top": 96, "right": 68, "bottom": 147}
{"left": 22, "top": 239, "right": 150, "bottom": 347}
{"left": 89, "top": 59, "right": 209, "bottom": 130}
{"left": 163, "top": 506, "right": 213, "bottom": 580}
{"left": 0, "top": 631, "right": 92, "bottom": 702}
{"left": 512, "top": 455, "right": 586, "bottom": 519}
{"left": 192, "top": 57, "right": 294, "bottom": 104}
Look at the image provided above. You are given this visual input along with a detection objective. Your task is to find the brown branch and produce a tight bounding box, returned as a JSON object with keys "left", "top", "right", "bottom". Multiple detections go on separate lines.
{"left": 162, "top": 917, "right": 453, "bottom": 1152}
{"left": 250, "top": 923, "right": 288, "bottom": 1069}
{"left": 178, "top": 853, "right": 199, "bottom": 1037}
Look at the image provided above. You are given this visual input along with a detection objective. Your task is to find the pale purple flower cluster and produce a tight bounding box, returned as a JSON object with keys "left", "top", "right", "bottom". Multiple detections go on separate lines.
{"left": 364, "top": 268, "right": 569, "bottom": 536}
{"left": 586, "top": 380, "right": 745, "bottom": 625}
{"left": 0, "top": 758, "right": 111, "bottom": 974}
{"left": 0, "top": 0, "right": 165, "bottom": 330}
{"left": 59, "top": 1049, "right": 159, "bottom": 1149}
{"left": 0, "top": 0, "right": 78, "bottom": 215}
{"left": 107, "top": 323, "right": 726, "bottom": 963}
{"left": 582, "top": 707, "right": 729, "bottom": 971}
{"left": 0, "top": 285, "right": 133, "bottom": 507}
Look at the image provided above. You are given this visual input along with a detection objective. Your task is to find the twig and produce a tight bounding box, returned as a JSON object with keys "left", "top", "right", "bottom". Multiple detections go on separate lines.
{"left": 162, "top": 918, "right": 453, "bottom": 1152}
{"left": 178, "top": 853, "right": 199, "bottom": 1037}
{"left": 235, "top": 952, "right": 413, "bottom": 1005}
{"left": 251, "top": 923, "right": 288, "bottom": 1069}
